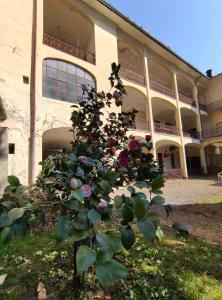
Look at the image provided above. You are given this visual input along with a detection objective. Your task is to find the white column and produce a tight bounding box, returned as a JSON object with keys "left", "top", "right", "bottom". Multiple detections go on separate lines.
{"left": 173, "top": 70, "right": 188, "bottom": 178}
{"left": 144, "top": 51, "right": 156, "bottom": 159}
{"left": 200, "top": 146, "right": 208, "bottom": 174}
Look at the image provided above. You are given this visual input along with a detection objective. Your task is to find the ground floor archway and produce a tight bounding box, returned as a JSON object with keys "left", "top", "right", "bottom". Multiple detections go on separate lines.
{"left": 205, "top": 142, "right": 222, "bottom": 174}
{"left": 42, "top": 127, "right": 73, "bottom": 160}
{"left": 185, "top": 144, "right": 202, "bottom": 175}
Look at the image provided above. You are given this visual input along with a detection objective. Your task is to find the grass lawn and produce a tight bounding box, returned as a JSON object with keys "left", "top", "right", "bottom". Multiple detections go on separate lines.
{"left": 0, "top": 228, "right": 222, "bottom": 300}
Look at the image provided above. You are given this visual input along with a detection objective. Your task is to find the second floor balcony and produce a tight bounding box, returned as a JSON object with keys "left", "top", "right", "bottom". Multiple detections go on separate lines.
{"left": 150, "top": 80, "right": 175, "bottom": 98}
{"left": 178, "top": 91, "right": 196, "bottom": 107}
{"left": 183, "top": 130, "right": 201, "bottom": 139}
{"left": 129, "top": 119, "right": 149, "bottom": 132}
{"left": 202, "top": 127, "right": 222, "bottom": 139}
{"left": 43, "top": 33, "right": 95, "bottom": 64}
{"left": 120, "top": 67, "right": 145, "bottom": 86}
{"left": 154, "top": 122, "right": 179, "bottom": 136}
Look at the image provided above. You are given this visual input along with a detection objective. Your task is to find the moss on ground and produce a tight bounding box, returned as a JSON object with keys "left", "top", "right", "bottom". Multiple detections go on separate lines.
{"left": 0, "top": 228, "right": 222, "bottom": 300}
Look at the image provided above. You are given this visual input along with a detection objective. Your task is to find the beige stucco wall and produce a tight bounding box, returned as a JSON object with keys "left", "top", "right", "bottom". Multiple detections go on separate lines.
{"left": 0, "top": 0, "right": 33, "bottom": 185}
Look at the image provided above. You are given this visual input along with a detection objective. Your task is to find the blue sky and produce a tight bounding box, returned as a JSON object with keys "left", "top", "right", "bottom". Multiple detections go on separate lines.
{"left": 108, "top": 0, "right": 222, "bottom": 76}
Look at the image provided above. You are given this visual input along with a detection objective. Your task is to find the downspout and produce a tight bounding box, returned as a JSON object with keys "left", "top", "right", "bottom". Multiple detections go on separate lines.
{"left": 29, "top": 0, "right": 38, "bottom": 185}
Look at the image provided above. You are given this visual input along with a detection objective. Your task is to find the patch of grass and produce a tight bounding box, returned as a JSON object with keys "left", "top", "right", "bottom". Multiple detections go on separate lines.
{"left": 0, "top": 230, "right": 222, "bottom": 300}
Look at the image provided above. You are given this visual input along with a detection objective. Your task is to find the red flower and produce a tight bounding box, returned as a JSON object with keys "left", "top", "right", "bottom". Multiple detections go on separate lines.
{"left": 110, "top": 147, "right": 116, "bottom": 156}
{"left": 128, "top": 137, "right": 140, "bottom": 151}
{"left": 118, "top": 150, "right": 129, "bottom": 168}
{"left": 108, "top": 138, "right": 118, "bottom": 147}
{"left": 145, "top": 135, "right": 152, "bottom": 142}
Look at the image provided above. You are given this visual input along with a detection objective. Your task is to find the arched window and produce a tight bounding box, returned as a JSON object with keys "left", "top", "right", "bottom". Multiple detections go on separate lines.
{"left": 43, "top": 59, "right": 95, "bottom": 103}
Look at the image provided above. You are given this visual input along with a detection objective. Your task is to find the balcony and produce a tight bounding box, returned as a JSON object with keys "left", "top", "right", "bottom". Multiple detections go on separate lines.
{"left": 179, "top": 92, "right": 196, "bottom": 107}
{"left": 129, "top": 119, "right": 149, "bottom": 132}
{"left": 154, "top": 122, "right": 179, "bottom": 136}
{"left": 183, "top": 130, "right": 201, "bottom": 139}
{"left": 120, "top": 67, "right": 145, "bottom": 86}
{"left": 150, "top": 80, "right": 175, "bottom": 98}
{"left": 43, "top": 33, "right": 95, "bottom": 64}
{"left": 199, "top": 102, "right": 207, "bottom": 111}
{"left": 202, "top": 128, "right": 222, "bottom": 139}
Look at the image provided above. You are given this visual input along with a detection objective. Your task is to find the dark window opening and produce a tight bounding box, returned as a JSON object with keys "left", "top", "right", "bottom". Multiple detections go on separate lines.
{"left": 170, "top": 153, "right": 176, "bottom": 168}
{"left": 23, "top": 76, "right": 29, "bottom": 84}
{"left": 9, "top": 143, "right": 15, "bottom": 154}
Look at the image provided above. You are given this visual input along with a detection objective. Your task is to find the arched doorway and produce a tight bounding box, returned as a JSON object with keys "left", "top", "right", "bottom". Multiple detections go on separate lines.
{"left": 205, "top": 142, "right": 222, "bottom": 174}
{"left": 42, "top": 127, "right": 73, "bottom": 160}
{"left": 185, "top": 144, "right": 202, "bottom": 175}
{"left": 156, "top": 140, "right": 182, "bottom": 178}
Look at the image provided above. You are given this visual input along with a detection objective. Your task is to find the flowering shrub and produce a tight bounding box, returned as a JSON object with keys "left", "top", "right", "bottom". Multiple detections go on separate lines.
{"left": 0, "top": 63, "right": 177, "bottom": 289}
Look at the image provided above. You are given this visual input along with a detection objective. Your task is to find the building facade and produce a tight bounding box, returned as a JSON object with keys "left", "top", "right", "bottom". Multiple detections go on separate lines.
{"left": 0, "top": 0, "right": 222, "bottom": 190}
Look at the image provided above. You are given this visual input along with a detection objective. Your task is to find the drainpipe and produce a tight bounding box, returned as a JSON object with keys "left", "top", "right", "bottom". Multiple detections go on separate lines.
{"left": 29, "top": 0, "right": 38, "bottom": 185}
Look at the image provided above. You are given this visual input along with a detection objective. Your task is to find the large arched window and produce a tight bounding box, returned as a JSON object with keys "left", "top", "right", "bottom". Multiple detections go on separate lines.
{"left": 43, "top": 59, "right": 95, "bottom": 103}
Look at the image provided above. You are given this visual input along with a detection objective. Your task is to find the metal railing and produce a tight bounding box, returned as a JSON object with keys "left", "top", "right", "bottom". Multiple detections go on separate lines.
{"left": 43, "top": 33, "right": 96, "bottom": 64}
{"left": 202, "top": 128, "right": 222, "bottom": 139}
{"left": 178, "top": 92, "right": 196, "bottom": 107}
{"left": 154, "top": 122, "right": 179, "bottom": 136}
{"left": 129, "top": 119, "right": 149, "bottom": 132}
{"left": 199, "top": 102, "right": 207, "bottom": 111}
{"left": 183, "top": 130, "right": 201, "bottom": 139}
{"left": 119, "top": 67, "right": 145, "bottom": 86}
{"left": 150, "top": 80, "right": 175, "bottom": 98}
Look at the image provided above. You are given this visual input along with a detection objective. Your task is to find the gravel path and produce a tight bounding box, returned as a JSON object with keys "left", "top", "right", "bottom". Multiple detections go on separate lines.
{"left": 162, "top": 176, "right": 222, "bottom": 205}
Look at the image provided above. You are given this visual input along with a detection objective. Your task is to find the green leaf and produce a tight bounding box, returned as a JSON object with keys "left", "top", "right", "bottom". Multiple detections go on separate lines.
{"left": 69, "top": 230, "right": 88, "bottom": 242}
{"left": 122, "top": 204, "right": 134, "bottom": 223}
{"left": 151, "top": 195, "right": 165, "bottom": 205}
{"left": 14, "top": 222, "right": 27, "bottom": 237}
{"left": 8, "top": 176, "right": 20, "bottom": 187}
{"left": 134, "top": 181, "right": 149, "bottom": 189}
{"left": 114, "top": 195, "right": 123, "bottom": 209}
{"left": 103, "top": 171, "right": 120, "bottom": 182}
{"left": 2, "top": 201, "right": 14, "bottom": 210}
{"left": 173, "top": 223, "right": 189, "bottom": 234}
{"left": 57, "top": 216, "right": 72, "bottom": 242}
{"left": 151, "top": 176, "right": 164, "bottom": 191}
{"left": 96, "top": 233, "right": 117, "bottom": 252}
{"left": 96, "top": 263, "right": 113, "bottom": 287}
{"left": 88, "top": 209, "right": 101, "bottom": 224}
{"left": 99, "top": 180, "right": 112, "bottom": 193}
{"left": 4, "top": 185, "right": 16, "bottom": 193}
{"left": 0, "top": 226, "right": 15, "bottom": 243}
{"left": 121, "top": 226, "right": 135, "bottom": 250}
{"left": 134, "top": 197, "right": 147, "bottom": 219}
{"left": 73, "top": 211, "right": 88, "bottom": 230}
{"left": 63, "top": 199, "right": 80, "bottom": 211}
{"left": 76, "top": 245, "right": 96, "bottom": 275}
{"left": 0, "top": 213, "right": 12, "bottom": 228}
{"left": 71, "top": 189, "right": 84, "bottom": 202}
{"left": 96, "top": 249, "right": 113, "bottom": 264}
{"left": 8, "top": 208, "right": 25, "bottom": 222}
{"left": 156, "top": 226, "right": 164, "bottom": 243}
{"left": 137, "top": 218, "right": 156, "bottom": 241}
{"left": 127, "top": 186, "right": 135, "bottom": 194}
{"left": 96, "top": 258, "right": 128, "bottom": 287}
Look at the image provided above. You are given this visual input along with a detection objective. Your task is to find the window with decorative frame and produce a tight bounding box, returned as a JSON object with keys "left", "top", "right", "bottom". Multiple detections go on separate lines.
{"left": 43, "top": 59, "right": 96, "bottom": 103}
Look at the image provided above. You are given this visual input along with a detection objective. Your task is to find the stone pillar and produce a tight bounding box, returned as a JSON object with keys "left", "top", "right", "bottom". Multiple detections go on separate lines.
{"left": 193, "top": 85, "right": 202, "bottom": 138}
{"left": 200, "top": 146, "right": 208, "bottom": 174}
{"left": 173, "top": 71, "right": 188, "bottom": 178}
{"left": 144, "top": 51, "right": 156, "bottom": 159}
{"left": 0, "top": 127, "right": 8, "bottom": 192}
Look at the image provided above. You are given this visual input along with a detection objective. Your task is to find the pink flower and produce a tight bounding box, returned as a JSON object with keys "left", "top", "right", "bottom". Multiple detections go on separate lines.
{"left": 78, "top": 156, "right": 87, "bottom": 164}
{"left": 128, "top": 137, "right": 140, "bottom": 151}
{"left": 145, "top": 135, "right": 152, "bottom": 142}
{"left": 81, "top": 184, "right": 92, "bottom": 198}
{"left": 70, "top": 178, "right": 80, "bottom": 189}
{"left": 97, "top": 199, "right": 108, "bottom": 210}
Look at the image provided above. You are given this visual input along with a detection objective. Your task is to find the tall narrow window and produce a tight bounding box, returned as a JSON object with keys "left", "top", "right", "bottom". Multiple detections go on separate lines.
{"left": 43, "top": 59, "right": 95, "bottom": 103}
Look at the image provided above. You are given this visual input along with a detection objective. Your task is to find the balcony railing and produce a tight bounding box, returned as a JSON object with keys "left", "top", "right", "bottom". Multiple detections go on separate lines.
{"left": 43, "top": 33, "right": 95, "bottom": 64}
{"left": 199, "top": 102, "right": 207, "bottom": 111}
{"left": 154, "top": 122, "right": 179, "bottom": 136}
{"left": 150, "top": 80, "right": 175, "bottom": 98}
{"left": 119, "top": 68, "right": 145, "bottom": 86}
{"left": 202, "top": 128, "right": 222, "bottom": 139}
{"left": 129, "top": 119, "right": 149, "bottom": 132}
{"left": 183, "top": 130, "right": 201, "bottom": 139}
{"left": 179, "top": 92, "right": 196, "bottom": 107}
